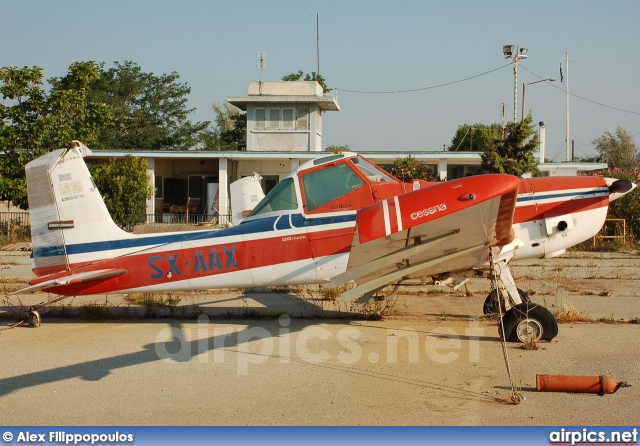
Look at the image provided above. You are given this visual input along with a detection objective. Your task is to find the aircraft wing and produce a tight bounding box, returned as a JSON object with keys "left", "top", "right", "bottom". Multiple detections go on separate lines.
{"left": 10, "top": 268, "right": 128, "bottom": 295}
{"left": 325, "top": 174, "right": 520, "bottom": 303}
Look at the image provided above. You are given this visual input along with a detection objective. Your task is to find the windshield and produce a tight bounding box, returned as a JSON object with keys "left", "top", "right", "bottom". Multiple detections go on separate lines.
{"left": 301, "top": 163, "right": 365, "bottom": 212}
{"left": 352, "top": 157, "right": 396, "bottom": 182}
{"left": 247, "top": 177, "right": 298, "bottom": 217}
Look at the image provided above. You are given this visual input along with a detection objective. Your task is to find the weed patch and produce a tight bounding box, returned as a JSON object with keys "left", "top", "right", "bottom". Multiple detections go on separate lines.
{"left": 553, "top": 305, "right": 590, "bottom": 323}
{"left": 521, "top": 337, "right": 543, "bottom": 350}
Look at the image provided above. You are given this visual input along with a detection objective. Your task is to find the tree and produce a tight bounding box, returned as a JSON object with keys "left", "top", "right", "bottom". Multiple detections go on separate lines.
{"left": 448, "top": 123, "right": 503, "bottom": 152}
{"left": 282, "top": 71, "right": 330, "bottom": 93}
{"left": 481, "top": 114, "right": 540, "bottom": 177}
{"left": 592, "top": 127, "right": 638, "bottom": 169}
{"left": 0, "top": 62, "right": 111, "bottom": 209}
{"left": 88, "top": 156, "right": 154, "bottom": 231}
{"left": 390, "top": 155, "right": 438, "bottom": 182}
{"left": 85, "top": 61, "right": 209, "bottom": 150}
{"left": 325, "top": 144, "right": 351, "bottom": 153}
{"left": 198, "top": 103, "right": 246, "bottom": 151}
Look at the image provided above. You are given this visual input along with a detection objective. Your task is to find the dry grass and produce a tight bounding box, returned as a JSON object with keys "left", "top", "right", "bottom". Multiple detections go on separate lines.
{"left": 553, "top": 304, "right": 590, "bottom": 323}
{"left": 521, "top": 337, "right": 543, "bottom": 350}
{"left": 319, "top": 284, "right": 349, "bottom": 301}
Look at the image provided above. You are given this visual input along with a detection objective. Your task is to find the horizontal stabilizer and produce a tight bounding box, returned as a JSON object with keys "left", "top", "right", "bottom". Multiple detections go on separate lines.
{"left": 10, "top": 268, "right": 127, "bottom": 295}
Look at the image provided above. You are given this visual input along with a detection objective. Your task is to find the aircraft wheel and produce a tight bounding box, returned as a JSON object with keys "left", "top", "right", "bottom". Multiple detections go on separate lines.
{"left": 483, "top": 288, "right": 529, "bottom": 315}
{"left": 500, "top": 303, "right": 558, "bottom": 342}
{"left": 28, "top": 311, "right": 41, "bottom": 328}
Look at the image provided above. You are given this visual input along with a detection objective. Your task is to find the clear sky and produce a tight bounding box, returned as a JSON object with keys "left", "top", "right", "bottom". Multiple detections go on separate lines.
{"left": 3, "top": 0, "right": 639, "bottom": 160}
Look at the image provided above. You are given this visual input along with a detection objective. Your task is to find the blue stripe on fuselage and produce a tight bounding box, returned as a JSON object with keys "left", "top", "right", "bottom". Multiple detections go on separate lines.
{"left": 516, "top": 188, "right": 607, "bottom": 204}
{"left": 34, "top": 213, "right": 357, "bottom": 259}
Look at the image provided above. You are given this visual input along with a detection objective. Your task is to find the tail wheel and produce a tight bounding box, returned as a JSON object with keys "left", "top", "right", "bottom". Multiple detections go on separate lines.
{"left": 483, "top": 288, "right": 529, "bottom": 315}
{"left": 500, "top": 302, "right": 558, "bottom": 342}
{"left": 28, "top": 311, "right": 41, "bottom": 328}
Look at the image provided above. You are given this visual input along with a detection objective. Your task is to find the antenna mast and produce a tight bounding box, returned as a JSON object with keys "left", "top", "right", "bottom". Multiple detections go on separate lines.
{"left": 316, "top": 12, "right": 320, "bottom": 76}
{"left": 257, "top": 51, "right": 267, "bottom": 94}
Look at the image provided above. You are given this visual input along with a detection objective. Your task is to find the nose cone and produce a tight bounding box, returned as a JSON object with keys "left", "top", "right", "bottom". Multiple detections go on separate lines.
{"left": 605, "top": 178, "right": 637, "bottom": 202}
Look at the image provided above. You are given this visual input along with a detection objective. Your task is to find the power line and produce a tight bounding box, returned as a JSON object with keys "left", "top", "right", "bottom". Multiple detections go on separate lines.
{"left": 520, "top": 65, "right": 640, "bottom": 115}
{"left": 335, "top": 63, "right": 512, "bottom": 94}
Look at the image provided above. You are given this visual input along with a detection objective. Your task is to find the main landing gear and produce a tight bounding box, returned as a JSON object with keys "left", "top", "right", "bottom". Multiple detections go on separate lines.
{"left": 487, "top": 260, "right": 559, "bottom": 343}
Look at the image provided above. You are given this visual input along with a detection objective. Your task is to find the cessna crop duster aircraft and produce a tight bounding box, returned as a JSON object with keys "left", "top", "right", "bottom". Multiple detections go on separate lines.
{"left": 12, "top": 143, "right": 635, "bottom": 343}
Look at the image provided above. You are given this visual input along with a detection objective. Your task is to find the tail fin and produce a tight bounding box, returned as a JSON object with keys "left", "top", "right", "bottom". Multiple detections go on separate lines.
{"left": 27, "top": 142, "right": 134, "bottom": 276}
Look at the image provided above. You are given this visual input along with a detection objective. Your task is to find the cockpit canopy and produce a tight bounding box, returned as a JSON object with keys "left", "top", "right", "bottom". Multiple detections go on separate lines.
{"left": 247, "top": 153, "right": 404, "bottom": 220}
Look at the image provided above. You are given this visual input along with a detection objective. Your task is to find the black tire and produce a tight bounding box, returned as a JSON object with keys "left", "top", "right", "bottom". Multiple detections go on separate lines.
{"left": 28, "top": 311, "right": 41, "bottom": 328}
{"left": 500, "top": 302, "right": 558, "bottom": 342}
{"left": 483, "top": 288, "right": 529, "bottom": 315}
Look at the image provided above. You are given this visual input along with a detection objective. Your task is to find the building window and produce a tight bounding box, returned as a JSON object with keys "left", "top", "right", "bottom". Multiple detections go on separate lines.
{"left": 254, "top": 108, "right": 266, "bottom": 130}
{"left": 254, "top": 107, "right": 309, "bottom": 130}
{"left": 296, "top": 108, "right": 309, "bottom": 130}
{"left": 267, "top": 108, "right": 281, "bottom": 130}
{"left": 282, "top": 108, "right": 295, "bottom": 129}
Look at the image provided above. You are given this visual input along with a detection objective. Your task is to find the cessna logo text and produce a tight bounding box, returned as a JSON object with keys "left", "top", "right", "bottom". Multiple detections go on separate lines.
{"left": 411, "top": 203, "right": 447, "bottom": 220}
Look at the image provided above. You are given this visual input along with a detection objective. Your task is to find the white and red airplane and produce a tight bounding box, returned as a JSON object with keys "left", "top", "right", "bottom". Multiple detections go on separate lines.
{"left": 12, "top": 143, "right": 635, "bottom": 342}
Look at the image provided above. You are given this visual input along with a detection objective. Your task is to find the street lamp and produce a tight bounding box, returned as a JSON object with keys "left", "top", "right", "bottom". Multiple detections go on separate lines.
{"left": 503, "top": 45, "right": 528, "bottom": 122}
{"left": 521, "top": 78, "right": 556, "bottom": 121}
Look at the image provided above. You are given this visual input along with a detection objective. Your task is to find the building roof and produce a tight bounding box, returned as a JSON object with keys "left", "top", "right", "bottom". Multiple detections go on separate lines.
{"left": 85, "top": 149, "right": 607, "bottom": 175}
{"left": 85, "top": 150, "right": 478, "bottom": 162}
{"left": 226, "top": 95, "right": 340, "bottom": 112}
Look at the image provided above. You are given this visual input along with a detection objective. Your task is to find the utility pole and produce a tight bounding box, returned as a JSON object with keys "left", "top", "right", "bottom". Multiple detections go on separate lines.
{"left": 560, "top": 52, "right": 575, "bottom": 162}
{"left": 565, "top": 52, "right": 570, "bottom": 162}
{"left": 503, "top": 45, "right": 528, "bottom": 121}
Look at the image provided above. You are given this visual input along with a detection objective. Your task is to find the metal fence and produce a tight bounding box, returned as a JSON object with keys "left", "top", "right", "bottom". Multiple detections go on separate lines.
{"left": 0, "top": 212, "right": 30, "bottom": 242}
{"left": 593, "top": 218, "right": 626, "bottom": 247}
{"left": 0, "top": 212, "right": 30, "bottom": 228}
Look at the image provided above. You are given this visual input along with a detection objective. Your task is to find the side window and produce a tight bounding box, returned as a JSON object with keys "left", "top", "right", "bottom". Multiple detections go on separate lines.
{"left": 282, "top": 108, "right": 295, "bottom": 129}
{"left": 248, "top": 178, "right": 298, "bottom": 216}
{"left": 296, "top": 108, "right": 309, "bottom": 130}
{"left": 301, "top": 164, "right": 365, "bottom": 212}
{"left": 267, "top": 108, "right": 281, "bottom": 130}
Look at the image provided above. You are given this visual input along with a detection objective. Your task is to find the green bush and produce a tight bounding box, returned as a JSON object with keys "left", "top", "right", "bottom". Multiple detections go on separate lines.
{"left": 584, "top": 167, "right": 640, "bottom": 244}
{"left": 88, "top": 156, "right": 153, "bottom": 231}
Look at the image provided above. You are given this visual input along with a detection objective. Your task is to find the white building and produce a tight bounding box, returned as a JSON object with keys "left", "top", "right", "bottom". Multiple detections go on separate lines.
{"left": 227, "top": 81, "right": 339, "bottom": 152}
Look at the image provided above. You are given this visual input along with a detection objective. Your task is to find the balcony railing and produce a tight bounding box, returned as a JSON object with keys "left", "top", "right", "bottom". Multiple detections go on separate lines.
{"left": 143, "top": 213, "right": 232, "bottom": 227}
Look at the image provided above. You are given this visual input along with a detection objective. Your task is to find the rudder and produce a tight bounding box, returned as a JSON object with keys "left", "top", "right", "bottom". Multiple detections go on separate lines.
{"left": 26, "top": 142, "right": 134, "bottom": 276}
